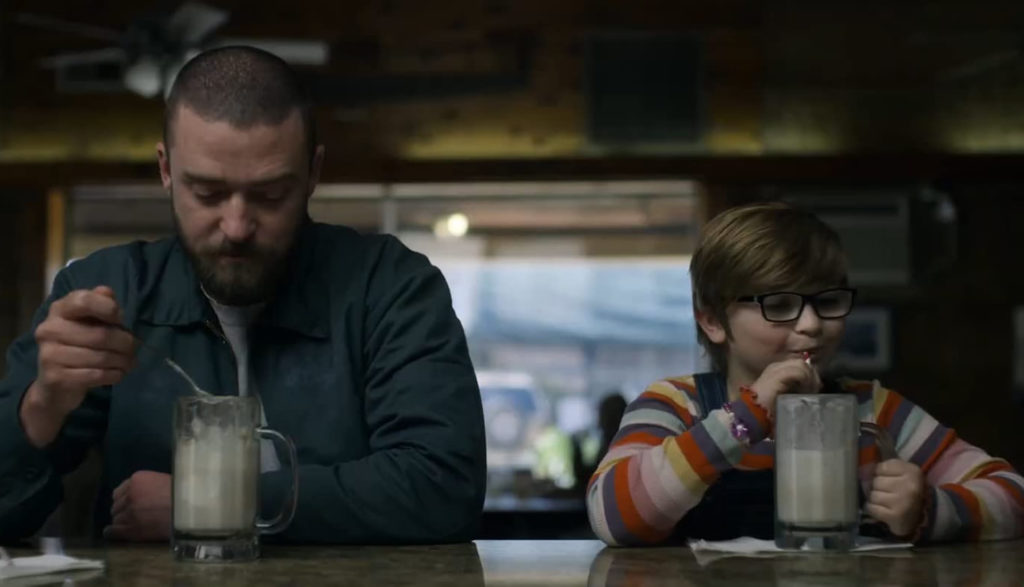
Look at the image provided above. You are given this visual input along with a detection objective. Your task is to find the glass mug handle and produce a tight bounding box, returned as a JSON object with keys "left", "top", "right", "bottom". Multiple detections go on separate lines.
{"left": 859, "top": 422, "right": 897, "bottom": 461}
{"left": 255, "top": 427, "right": 299, "bottom": 534}
{"left": 858, "top": 421, "right": 898, "bottom": 531}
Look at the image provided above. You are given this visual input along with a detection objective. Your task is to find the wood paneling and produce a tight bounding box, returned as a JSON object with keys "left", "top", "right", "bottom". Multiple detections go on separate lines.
{"left": 4, "top": 1, "right": 1024, "bottom": 160}
{"left": 0, "top": 191, "right": 45, "bottom": 372}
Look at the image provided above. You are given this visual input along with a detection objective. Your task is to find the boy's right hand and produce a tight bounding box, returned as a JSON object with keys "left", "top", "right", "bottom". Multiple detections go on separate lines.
{"left": 20, "top": 286, "right": 136, "bottom": 447}
{"left": 748, "top": 358, "right": 822, "bottom": 419}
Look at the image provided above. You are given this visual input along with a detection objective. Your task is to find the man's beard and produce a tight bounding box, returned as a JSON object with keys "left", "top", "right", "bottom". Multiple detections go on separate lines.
{"left": 174, "top": 213, "right": 297, "bottom": 307}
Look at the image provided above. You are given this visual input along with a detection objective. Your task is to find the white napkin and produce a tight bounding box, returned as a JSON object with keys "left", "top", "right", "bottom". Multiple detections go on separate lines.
{"left": 690, "top": 536, "right": 912, "bottom": 555}
{"left": 688, "top": 536, "right": 913, "bottom": 566}
{"left": 0, "top": 554, "right": 104, "bottom": 582}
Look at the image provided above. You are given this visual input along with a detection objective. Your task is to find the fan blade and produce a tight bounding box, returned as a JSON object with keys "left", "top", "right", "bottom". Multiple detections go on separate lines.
{"left": 939, "top": 49, "right": 1021, "bottom": 82}
{"left": 167, "top": 1, "right": 229, "bottom": 46}
{"left": 214, "top": 38, "right": 329, "bottom": 65}
{"left": 39, "top": 47, "right": 127, "bottom": 69}
{"left": 15, "top": 12, "right": 121, "bottom": 42}
{"left": 123, "top": 54, "right": 165, "bottom": 98}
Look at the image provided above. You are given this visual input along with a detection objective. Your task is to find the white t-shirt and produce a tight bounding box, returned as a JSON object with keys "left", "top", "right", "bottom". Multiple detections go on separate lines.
{"left": 206, "top": 295, "right": 281, "bottom": 472}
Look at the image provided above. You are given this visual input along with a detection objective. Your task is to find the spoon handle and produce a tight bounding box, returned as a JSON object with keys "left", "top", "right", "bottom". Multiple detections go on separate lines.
{"left": 122, "top": 327, "right": 212, "bottom": 397}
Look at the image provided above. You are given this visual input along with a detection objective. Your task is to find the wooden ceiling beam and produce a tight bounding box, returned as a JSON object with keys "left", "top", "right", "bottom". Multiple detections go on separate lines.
{"left": 2, "top": 154, "right": 1024, "bottom": 188}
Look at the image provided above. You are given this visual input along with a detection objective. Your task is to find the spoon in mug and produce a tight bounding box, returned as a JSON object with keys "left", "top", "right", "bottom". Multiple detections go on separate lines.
{"left": 119, "top": 327, "right": 213, "bottom": 397}
{"left": 162, "top": 356, "right": 214, "bottom": 398}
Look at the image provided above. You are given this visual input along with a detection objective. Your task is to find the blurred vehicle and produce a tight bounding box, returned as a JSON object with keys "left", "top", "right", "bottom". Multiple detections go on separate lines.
{"left": 477, "top": 370, "right": 550, "bottom": 470}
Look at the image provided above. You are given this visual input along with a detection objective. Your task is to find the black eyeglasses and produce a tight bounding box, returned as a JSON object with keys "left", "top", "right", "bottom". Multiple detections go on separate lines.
{"left": 736, "top": 287, "right": 857, "bottom": 323}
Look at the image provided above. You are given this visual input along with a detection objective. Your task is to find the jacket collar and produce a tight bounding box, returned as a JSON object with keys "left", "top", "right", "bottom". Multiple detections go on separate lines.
{"left": 137, "top": 222, "right": 328, "bottom": 339}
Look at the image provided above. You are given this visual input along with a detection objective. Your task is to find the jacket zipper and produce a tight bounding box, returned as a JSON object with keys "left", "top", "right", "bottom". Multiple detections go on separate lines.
{"left": 204, "top": 319, "right": 230, "bottom": 345}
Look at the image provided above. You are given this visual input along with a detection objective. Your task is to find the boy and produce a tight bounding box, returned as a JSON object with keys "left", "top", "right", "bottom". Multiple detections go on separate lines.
{"left": 587, "top": 202, "right": 1024, "bottom": 545}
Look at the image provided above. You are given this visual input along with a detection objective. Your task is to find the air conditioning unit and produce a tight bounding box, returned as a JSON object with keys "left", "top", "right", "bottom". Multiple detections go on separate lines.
{"left": 782, "top": 192, "right": 912, "bottom": 287}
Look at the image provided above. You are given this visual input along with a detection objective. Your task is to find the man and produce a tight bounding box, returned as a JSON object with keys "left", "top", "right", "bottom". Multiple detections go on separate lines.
{"left": 0, "top": 47, "right": 486, "bottom": 544}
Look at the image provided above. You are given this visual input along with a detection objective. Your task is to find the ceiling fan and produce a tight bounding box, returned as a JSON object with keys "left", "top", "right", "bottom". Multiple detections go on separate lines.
{"left": 16, "top": 1, "right": 330, "bottom": 98}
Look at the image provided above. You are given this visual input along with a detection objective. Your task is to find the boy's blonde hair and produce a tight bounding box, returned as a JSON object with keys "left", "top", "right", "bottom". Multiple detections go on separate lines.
{"left": 690, "top": 202, "right": 849, "bottom": 372}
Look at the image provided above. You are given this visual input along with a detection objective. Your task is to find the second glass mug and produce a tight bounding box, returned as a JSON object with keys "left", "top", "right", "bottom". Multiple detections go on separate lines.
{"left": 774, "top": 393, "right": 896, "bottom": 551}
{"left": 172, "top": 395, "right": 299, "bottom": 562}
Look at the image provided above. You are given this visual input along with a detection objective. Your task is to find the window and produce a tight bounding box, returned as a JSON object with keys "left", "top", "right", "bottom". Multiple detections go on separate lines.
{"left": 67, "top": 179, "right": 704, "bottom": 495}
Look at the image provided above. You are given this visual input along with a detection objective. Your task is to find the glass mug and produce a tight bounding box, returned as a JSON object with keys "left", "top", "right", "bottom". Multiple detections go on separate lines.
{"left": 172, "top": 396, "right": 299, "bottom": 562}
{"left": 774, "top": 394, "right": 895, "bottom": 551}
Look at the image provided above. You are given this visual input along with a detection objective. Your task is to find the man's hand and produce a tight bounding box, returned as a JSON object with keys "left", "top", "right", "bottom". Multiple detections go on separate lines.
{"left": 21, "top": 286, "right": 136, "bottom": 447}
{"left": 104, "top": 471, "right": 172, "bottom": 542}
{"left": 865, "top": 458, "right": 926, "bottom": 539}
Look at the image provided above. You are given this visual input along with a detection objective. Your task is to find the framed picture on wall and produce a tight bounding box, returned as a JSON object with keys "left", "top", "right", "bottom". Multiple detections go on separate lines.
{"left": 831, "top": 306, "right": 891, "bottom": 373}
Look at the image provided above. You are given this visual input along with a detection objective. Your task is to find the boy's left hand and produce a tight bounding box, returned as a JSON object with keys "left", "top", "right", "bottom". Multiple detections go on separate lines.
{"left": 865, "top": 459, "right": 926, "bottom": 539}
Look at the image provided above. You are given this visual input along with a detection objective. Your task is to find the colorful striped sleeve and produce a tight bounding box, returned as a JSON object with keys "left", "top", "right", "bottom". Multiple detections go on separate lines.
{"left": 586, "top": 376, "right": 769, "bottom": 546}
{"left": 867, "top": 382, "right": 1024, "bottom": 542}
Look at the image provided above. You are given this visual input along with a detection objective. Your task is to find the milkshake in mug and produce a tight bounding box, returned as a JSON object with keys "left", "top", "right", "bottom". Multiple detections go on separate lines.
{"left": 774, "top": 393, "right": 892, "bottom": 551}
{"left": 172, "top": 395, "right": 298, "bottom": 562}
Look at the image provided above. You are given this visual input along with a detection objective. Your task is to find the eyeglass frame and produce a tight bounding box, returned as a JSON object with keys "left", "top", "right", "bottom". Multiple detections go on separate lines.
{"left": 735, "top": 287, "right": 857, "bottom": 323}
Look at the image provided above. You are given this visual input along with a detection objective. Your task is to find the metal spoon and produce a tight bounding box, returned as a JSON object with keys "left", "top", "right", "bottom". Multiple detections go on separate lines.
{"left": 122, "top": 328, "right": 213, "bottom": 397}
{"left": 160, "top": 356, "right": 213, "bottom": 398}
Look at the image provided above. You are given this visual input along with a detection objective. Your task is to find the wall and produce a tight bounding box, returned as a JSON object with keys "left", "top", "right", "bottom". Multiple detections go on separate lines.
{"left": 885, "top": 188, "right": 1024, "bottom": 469}
{"left": 5, "top": 1, "right": 1024, "bottom": 162}
{"left": 0, "top": 192, "right": 45, "bottom": 372}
